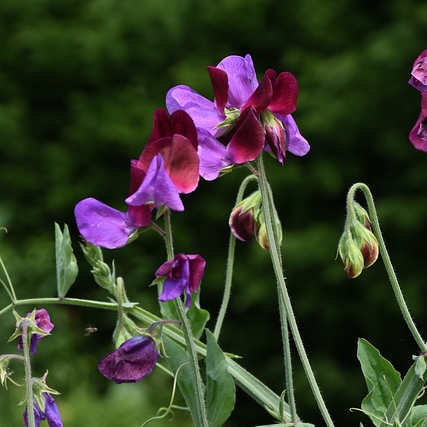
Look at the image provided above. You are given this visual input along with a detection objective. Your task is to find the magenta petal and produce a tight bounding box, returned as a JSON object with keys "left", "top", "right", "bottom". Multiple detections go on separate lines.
{"left": 217, "top": 54, "right": 258, "bottom": 108}
{"left": 208, "top": 66, "right": 229, "bottom": 113}
{"left": 409, "top": 112, "right": 427, "bottom": 151}
{"left": 197, "top": 128, "right": 232, "bottom": 180}
{"left": 241, "top": 70, "right": 273, "bottom": 114}
{"left": 74, "top": 198, "right": 136, "bottom": 249}
{"left": 227, "top": 107, "right": 265, "bottom": 163}
{"left": 269, "top": 71, "right": 298, "bottom": 115}
{"left": 126, "top": 155, "right": 184, "bottom": 211}
{"left": 409, "top": 50, "right": 427, "bottom": 93}
{"left": 186, "top": 254, "right": 206, "bottom": 292}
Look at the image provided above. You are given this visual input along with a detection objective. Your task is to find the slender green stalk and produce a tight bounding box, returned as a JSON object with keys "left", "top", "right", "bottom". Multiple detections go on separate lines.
{"left": 348, "top": 183, "right": 427, "bottom": 353}
{"left": 0, "top": 298, "right": 137, "bottom": 318}
{"left": 213, "top": 174, "right": 258, "bottom": 341}
{"left": 163, "top": 209, "right": 209, "bottom": 427}
{"left": 0, "top": 255, "right": 17, "bottom": 302}
{"left": 257, "top": 154, "right": 335, "bottom": 427}
{"left": 21, "top": 321, "right": 35, "bottom": 427}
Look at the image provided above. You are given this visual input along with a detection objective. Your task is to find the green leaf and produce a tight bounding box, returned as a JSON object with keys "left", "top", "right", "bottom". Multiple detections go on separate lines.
{"left": 55, "top": 223, "right": 78, "bottom": 298}
{"left": 411, "top": 405, "right": 427, "bottom": 427}
{"left": 187, "top": 295, "right": 210, "bottom": 340}
{"left": 379, "top": 362, "right": 427, "bottom": 427}
{"left": 205, "top": 330, "right": 236, "bottom": 427}
{"left": 163, "top": 336, "right": 203, "bottom": 427}
{"left": 357, "top": 338, "right": 402, "bottom": 427}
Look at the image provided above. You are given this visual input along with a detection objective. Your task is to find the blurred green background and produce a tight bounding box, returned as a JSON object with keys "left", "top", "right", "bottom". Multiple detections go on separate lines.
{"left": 1, "top": 0, "right": 427, "bottom": 426}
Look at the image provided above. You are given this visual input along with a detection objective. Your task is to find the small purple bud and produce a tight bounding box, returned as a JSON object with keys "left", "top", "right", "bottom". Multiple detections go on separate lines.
{"left": 17, "top": 309, "right": 54, "bottom": 355}
{"left": 98, "top": 335, "right": 159, "bottom": 384}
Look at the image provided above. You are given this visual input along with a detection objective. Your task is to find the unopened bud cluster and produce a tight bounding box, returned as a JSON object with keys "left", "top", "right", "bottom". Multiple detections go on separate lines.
{"left": 229, "top": 190, "right": 283, "bottom": 251}
{"left": 337, "top": 202, "right": 379, "bottom": 278}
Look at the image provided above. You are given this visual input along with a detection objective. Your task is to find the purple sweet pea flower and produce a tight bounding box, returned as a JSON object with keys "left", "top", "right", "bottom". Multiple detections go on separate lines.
{"left": 409, "top": 50, "right": 427, "bottom": 151}
{"left": 156, "top": 254, "right": 206, "bottom": 307}
{"left": 167, "top": 54, "right": 310, "bottom": 179}
{"left": 409, "top": 50, "right": 427, "bottom": 93}
{"left": 24, "top": 392, "right": 64, "bottom": 427}
{"left": 17, "top": 309, "right": 54, "bottom": 355}
{"left": 98, "top": 335, "right": 159, "bottom": 384}
{"left": 74, "top": 109, "right": 199, "bottom": 248}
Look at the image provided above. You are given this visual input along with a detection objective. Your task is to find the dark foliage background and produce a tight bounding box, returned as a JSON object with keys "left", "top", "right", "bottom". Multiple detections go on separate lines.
{"left": 1, "top": 0, "right": 427, "bottom": 426}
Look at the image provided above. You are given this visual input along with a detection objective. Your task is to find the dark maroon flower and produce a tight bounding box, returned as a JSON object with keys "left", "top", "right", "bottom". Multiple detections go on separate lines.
{"left": 98, "top": 335, "right": 159, "bottom": 384}
{"left": 156, "top": 254, "right": 206, "bottom": 307}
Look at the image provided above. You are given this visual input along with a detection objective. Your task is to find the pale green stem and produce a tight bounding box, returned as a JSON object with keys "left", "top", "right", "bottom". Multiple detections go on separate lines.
{"left": 163, "top": 209, "right": 209, "bottom": 427}
{"left": 348, "top": 183, "right": 427, "bottom": 353}
{"left": 0, "top": 255, "right": 17, "bottom": 302}
{"left": 257, "top": 154, "right": 335, "bottom": 427}
{"left": 213, "top": 174, "right": 259, "bottom": 341}
{"left": 22, "top": 321, "right": 35, "bottom": 427}
{"left": 0, "top": 297, "right": 137, "bottom": 318}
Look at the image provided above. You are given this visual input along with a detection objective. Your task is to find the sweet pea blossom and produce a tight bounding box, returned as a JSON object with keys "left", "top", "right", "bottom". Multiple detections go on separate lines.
{"left": 74, "top": 109, "right": 199, "bottom": 249}
{"left": 409, "top": 50, "right": 427, "bottom": 151}
{"left": 16, "top": 309, "right": 54, "bottom": 355}
{"left": 24, "top": 392, "right": 63, "bottom": 427}
{"left": 156, "top": 254, "right": 206, "bottom": 307}
{"left": 166, "top": 54, "right": 310, "bottom": 180}
{"left": 98, "top": 335, "right": 159, "bottom": 384}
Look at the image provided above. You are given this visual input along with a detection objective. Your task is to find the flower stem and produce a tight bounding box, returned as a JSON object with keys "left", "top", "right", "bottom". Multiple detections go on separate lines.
{"left": 0, "top": 255, "right": 17, "bottom": 303}
{"left": 348, "top": 183, "right": 427, "bottom": 353}
{"left": 213, "top": 174, "right": 258, "bottom": 341}
{"left": 163, "top": 210, "right": 209, "bottom": 427}
{"left": 257, "top": 154, "right": 335, "bottom": 427}
{"left": 22, "top": 321, "right": 35, "bottom": 427}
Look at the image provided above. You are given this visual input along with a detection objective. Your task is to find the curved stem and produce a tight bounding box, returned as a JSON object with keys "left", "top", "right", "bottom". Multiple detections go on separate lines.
{"left": 0, "top": 255, "right": 17, "bottom": 302}
{"left": 257, "top": 154, "right": 335, "bottom": 427}
{"left": 348, "top": 183, "right": 427, "bottom": 353}
{"left": 213, "top": 174, "right": 258, "bottom": 341}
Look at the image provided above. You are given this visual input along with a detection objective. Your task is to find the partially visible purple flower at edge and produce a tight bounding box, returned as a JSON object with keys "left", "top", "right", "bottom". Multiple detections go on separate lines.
{"left": 409, "top": 50, "right": 427, "bottom": 151}
{"left": 24, "top": 392, "right": 64, "bottom": 427}
{"left": 17, "top": 309, "right": 54, "bottom": 355}
{"left": 98, "top": 335, "right": 159, "bottom": 384}
{"left": 156, "top": 254, "right": 206, "bottom": 307}
{"left": 166, "top": 54, "right": 310, "bottom": 180}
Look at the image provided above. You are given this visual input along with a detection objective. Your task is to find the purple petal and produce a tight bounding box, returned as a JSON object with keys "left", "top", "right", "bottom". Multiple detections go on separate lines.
{"left": 217, "top": 54, "right": 258, "bottom": 108}
{"left": 126, "top": 155, "right": 184, "bottom": 211}
{"left": 409, "top": 50, "right": 427, "bottom": 93}
{"left": 44, "top": 394, "right": 64, "bottom": 427}
{"left": 281, "top": 115, "right": 310, "bottom": 156}
{"left": 98, "top": 336, "right": 159, "bottom": 383}
{"left": 197, "top": 128, "right": 232, "bottom": 180}
{"left": 166, "top": 85, "right": 223, "bottom": 136}
{"left": 74, "top": 198, "right": 136, "bottom": 249}
{"left": 24, "top": 403, "right": 45, "bottom": 427}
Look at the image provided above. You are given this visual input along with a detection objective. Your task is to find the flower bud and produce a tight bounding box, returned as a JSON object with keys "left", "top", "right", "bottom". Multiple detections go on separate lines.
{"left": 337, "top": 232, "right": 365, "bottom": 278}
{"left": 255, "top": 210, "right": 283, "bottom": 251}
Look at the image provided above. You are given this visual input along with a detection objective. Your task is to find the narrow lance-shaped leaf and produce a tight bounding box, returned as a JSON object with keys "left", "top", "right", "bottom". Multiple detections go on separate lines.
{"left": 205, "top": 330, "right": 236, "bottom": 427}
{"left": 55, "top": 223, "right": 78, "bottom": 298}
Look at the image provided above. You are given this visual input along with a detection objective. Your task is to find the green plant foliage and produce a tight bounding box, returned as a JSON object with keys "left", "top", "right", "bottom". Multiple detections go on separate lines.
{"left": 357, "top": 338, "right": 401, "bottom": 426}
{"left": 205, "top": 330, "right": 236, "bottom": 427}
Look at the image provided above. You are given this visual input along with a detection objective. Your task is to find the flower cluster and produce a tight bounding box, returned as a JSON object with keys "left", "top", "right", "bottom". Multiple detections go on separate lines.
{"left": 409, "top": 50, "right": 427, "bottom": 151}
{"left": 73, "top": 54, "right": 308, "bottom": 387}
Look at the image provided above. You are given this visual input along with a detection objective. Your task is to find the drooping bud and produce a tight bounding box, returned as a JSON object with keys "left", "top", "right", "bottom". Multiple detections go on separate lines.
{"left": 337, "top": 200, "right": 379, "bottom": 278}
{"left": 229, "top": 191, "right": 261, "bottom": 241}
{"left": 337, "top": 232, "right": 365, "bottom": 278}
{"left": 255, "top": 209, "right": 283, "bottom": 251}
